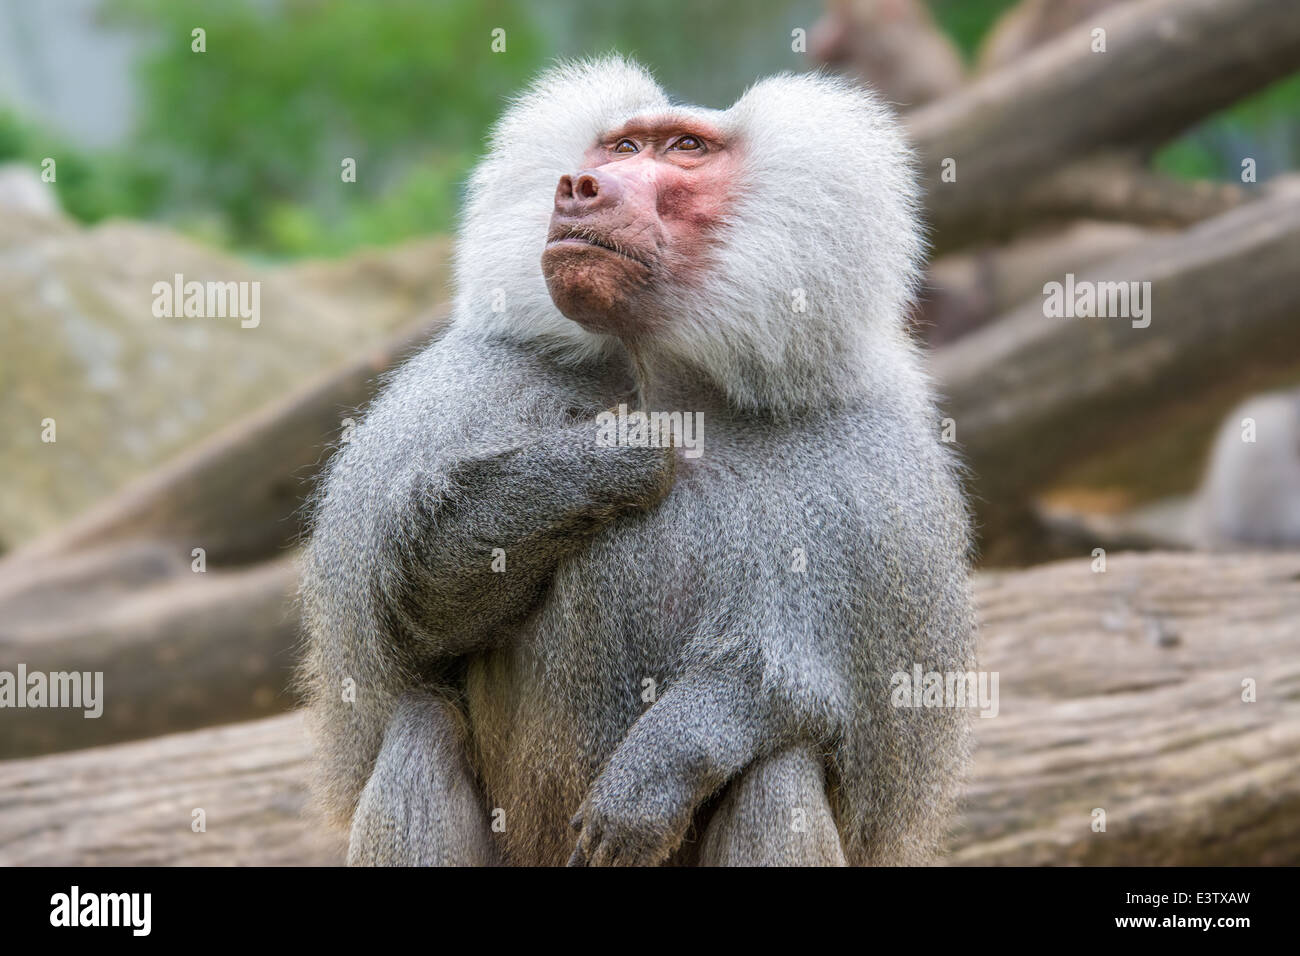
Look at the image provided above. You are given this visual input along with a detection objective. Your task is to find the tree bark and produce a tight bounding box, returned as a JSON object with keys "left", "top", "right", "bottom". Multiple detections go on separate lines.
{"left": 933, "top": 191, "right": 1300, "bottom": 561}
{"left": 0, "top": 711, "right": 343, "bottom": 866}
{"left": 908, "top": 0, "right": 1300, "bottom": 252}
{"left": 0, "top": 555, "right": 300, "bottom": 759}
{"left": 950, "top": 550, "right": 1300, "bottom": 865}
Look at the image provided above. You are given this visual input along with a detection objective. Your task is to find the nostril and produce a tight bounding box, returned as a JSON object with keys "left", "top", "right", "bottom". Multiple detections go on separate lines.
{"left": 576, "top": 174, "right": 599, "bottom": 200}
{"left": 556, "top": 175, "right": 575, "bottom": 200}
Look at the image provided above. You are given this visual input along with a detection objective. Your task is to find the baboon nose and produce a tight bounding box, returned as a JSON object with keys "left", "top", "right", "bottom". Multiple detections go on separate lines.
{"left": 554, "top": 170, "right": 620, "bottom": 215}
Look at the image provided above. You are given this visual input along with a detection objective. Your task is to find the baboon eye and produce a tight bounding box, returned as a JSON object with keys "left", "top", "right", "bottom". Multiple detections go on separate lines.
{"left": 613, "top": 139, "right": 638, "bottom": 154}
{"left": 670, "top": 135, "right": 702, "bottom": 151}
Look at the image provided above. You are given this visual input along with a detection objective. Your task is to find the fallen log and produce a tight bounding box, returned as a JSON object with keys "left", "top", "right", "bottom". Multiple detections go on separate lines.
{"left": 908, "top": 0, "right": 1300, "bottom": 251}
{"left": 933, "top": 190, "right": 1300, "bottom": 562}
{"left": 1013, "top": 154, "right": 1245, "bottom": 232}
{"left": 921, "top": 220, "right": 1155, "bottom": 345}
{"left": 950, "top": 550, "right": 1300, "bottom": 864}
{"left": 0, "top": 711, "right": 343, "bottom": 866}
{"left": 0, "top": 555, "right": 300, "bottom": 759}
{"left": 2, "top": 551, "right": 1295, "bottom": 865}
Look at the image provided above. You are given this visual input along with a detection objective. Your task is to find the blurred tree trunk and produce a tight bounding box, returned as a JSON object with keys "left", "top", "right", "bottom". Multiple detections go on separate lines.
{"left": 0, "top": 555, "right": 298, "bottom": 758}
{"left": 909, "top": 0, "right": 1300, "bottom": 252}
{"left": 935, "top": 190, "right": 1300, "bottom": 562}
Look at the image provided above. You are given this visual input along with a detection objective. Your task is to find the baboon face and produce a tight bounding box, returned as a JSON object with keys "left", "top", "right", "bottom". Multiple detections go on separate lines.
{"left": 541, "top": 117, "right": 738, "bottom": 338}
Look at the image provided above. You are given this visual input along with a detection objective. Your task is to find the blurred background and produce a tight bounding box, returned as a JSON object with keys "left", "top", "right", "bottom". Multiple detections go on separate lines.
{"left": 0, "top": 0, "right": 1297, "bottom": 866}
{"left": 5, "top": 0, "right": 1296, "bottom": 257}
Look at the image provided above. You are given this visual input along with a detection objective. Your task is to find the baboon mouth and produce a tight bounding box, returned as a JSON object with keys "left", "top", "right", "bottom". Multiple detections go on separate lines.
{"left": 547, "top": 232, "right": 648, "bottom": 267}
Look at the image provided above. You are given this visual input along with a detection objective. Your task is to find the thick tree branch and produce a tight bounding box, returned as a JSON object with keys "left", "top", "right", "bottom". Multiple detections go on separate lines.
{"left": 933, "top": 191, "right": 1300, "bottom": 559}
{"left": 908, "top": 0, "right": 1300, "bottom": 252}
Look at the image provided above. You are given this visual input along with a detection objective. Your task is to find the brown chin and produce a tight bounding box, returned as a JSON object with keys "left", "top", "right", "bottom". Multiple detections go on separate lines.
{"left": 542, "top": 240, "right": 654, "bottom": 337}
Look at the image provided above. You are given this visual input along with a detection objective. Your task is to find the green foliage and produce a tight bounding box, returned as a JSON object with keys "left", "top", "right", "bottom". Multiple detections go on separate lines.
{"left": 529, "top": 0, "right": 823, "bottom": 107}
{"left": 104, "top": 0, "right": 544, "bottom": 255}
{"left": 0, "top": 111, "right": 25, "bottom": 161}
{"left": 929, "top": 0, "right": 1020, "bottom": 61}
{"left": 0, "top": 109, "right": 162, "bottom": 223}
{"left": 1154, "top": 73, "right": 1300, "bottom": 182}
{"left": 261, "top": 156, "right": 465, "bottom": 257}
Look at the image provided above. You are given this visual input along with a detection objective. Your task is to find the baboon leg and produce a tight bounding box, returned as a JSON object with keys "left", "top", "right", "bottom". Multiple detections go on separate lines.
{"left": 698, "top": 744, "right": 846, "bottom": 867}
{"left": 347, "top": 691, "right": 499, "bottom": 866}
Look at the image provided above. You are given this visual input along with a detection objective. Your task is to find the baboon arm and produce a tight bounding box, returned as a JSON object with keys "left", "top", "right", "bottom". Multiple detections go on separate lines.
{"left": 384, "top": 419, "right": 675, "bottom": 655}
{"left": 568, "top": 662, "right": 798, "bottom": 866}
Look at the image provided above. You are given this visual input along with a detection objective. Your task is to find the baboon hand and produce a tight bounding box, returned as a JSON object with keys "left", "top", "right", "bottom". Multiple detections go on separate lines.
{"left": 566, "top": 770, "right": 697, "bottom": 867}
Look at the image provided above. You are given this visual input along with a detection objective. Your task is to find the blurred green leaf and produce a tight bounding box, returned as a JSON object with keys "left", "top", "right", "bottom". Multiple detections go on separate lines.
{"left": 104, "top": 0, "right": 544, "bottom": 255}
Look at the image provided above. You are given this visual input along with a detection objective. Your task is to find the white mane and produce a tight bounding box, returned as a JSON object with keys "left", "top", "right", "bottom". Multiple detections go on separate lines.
{"left": 455, "top": 55, "right": 928, "bottom": 414}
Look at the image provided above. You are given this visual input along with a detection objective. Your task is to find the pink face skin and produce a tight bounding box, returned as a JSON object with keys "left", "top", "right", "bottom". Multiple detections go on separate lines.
{"left": 541, "top": 117, "right": 738, "bottom": 339}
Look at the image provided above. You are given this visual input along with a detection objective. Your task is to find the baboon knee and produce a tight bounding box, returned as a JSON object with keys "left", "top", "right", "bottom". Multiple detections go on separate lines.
{"left": 348, "top": 692, "right": 499, "bottom": 866}
{"left": 698, "top": 745, "right": 846, "bottom": 867}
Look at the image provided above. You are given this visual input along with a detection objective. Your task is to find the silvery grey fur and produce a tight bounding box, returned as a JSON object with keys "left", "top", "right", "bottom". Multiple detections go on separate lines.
{"left": 300, "top": 57, "right": 975, "bottom": 866}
